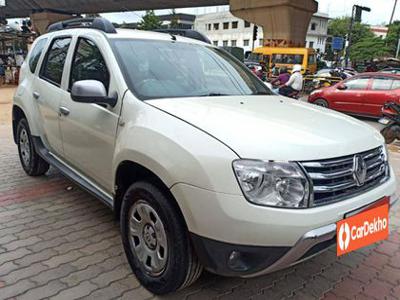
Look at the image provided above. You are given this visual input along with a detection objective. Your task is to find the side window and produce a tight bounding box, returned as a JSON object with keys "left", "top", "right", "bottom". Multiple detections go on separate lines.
{"left": 70, "top": 38, "right": 110, "bottom": 91}
{"left": 371, "top": 77, "right": 394, "bottom": 90}
{"left": 40, "top": 37, "right": 72, "bottom": 86}
{"left": 392, "top": 79, "right": 400, "bottom": 90}
{"left": 345, "top": 78, "right": 369, "bottom": 90}
{"left": 29, "top": 38, "right": 48, "bottom": 73}
{"left": 308, "top": 54, "right": 316, "bottom": 65}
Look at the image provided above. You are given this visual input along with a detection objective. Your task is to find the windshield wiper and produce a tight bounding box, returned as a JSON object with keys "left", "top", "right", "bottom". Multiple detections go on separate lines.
{"left": 252, "top": 91, "right": 272, "bottom": 95}
{"left": 198, "top": 92, "right": 232, "bottom": 97}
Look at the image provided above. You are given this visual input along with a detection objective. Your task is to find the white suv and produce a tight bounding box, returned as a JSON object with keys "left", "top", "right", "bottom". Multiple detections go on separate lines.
{"left": 13, "top": 18, "right": 397, "bottom": 295}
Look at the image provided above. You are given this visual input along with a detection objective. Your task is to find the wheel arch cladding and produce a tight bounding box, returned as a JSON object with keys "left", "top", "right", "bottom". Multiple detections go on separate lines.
{"left": 114, "top": 160, "right": 187, "bottom": 228}
{"left": 12, "top": 105, "right": 27, "bottom": 144}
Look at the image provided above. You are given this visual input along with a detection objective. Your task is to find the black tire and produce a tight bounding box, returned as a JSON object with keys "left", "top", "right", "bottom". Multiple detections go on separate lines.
{"left": 381, "top": 127, "right": 396, "bottom": 144}
{"left": 314, "top": 98, "right": 329, "bottom": 108}
{"left": 17, "top": 118, "right": 50, "bottom": 176}
{"left": 121, "top": 181, "right": 202, "bottom": 295}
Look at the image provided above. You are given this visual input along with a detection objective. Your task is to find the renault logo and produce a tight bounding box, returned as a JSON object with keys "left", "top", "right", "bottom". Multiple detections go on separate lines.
{"left": 353, "top": 155, "right": 367, "bottom": 186}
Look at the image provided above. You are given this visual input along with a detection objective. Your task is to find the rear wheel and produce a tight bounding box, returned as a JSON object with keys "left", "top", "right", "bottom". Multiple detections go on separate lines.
{"left": 314, "top": 98, "right": 329, "bottom": 108}
{"left": 17, "top": 118, "right": 49, "bottom": 176}
{"left": 121, "top": 181, "right": 202, "bottom": 295}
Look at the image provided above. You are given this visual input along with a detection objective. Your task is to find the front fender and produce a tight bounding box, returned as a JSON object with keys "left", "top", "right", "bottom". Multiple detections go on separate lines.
{"left": 112, "top": 94, "right": 242, "bottom": 195}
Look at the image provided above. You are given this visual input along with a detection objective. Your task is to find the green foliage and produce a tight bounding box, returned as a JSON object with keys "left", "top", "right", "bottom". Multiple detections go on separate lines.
{"left": 328, "top": 17, "right": 374, "bottom": 45}
{"left": 138, "top": 10, "right": 162, "bottom": 30}
{"left": 350, "top": 36, "right": 390, "bottom": 61}
{"left": 386, "top": 21, "right": 400, "bottom": 56}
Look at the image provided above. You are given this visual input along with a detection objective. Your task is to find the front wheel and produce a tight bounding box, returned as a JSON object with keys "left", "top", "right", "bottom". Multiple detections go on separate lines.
{"left": 313, "top": 98, "right": 329, "bottom": 108}
{"left": 121, "top": 181, "right": 202, "bottom": 295}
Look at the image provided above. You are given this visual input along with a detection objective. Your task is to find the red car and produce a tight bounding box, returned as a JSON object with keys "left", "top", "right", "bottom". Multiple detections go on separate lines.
{"left": 308, "top": 73, "right": 400, "bottom": 118}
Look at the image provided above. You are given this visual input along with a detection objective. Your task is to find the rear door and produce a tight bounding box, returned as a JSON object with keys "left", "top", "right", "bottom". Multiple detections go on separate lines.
{"left": 363, "top": 76, "right": 398, "bottom": 117}
{"left": 330, "top": 76, "right": 370, "bottom": 114}
{"left": 34, "top": 36, "right": 72, "bottom": 155}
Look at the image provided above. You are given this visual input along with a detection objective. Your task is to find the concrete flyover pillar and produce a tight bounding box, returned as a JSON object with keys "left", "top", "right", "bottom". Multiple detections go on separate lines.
{"left": 230, "top": 0, "right": 318, "bottom": 47}
{"left": 30, "top": 11, "right": 75, "bottom": 35}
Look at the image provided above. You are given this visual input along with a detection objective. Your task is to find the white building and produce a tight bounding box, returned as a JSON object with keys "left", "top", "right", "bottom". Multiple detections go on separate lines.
{"left": 194, "top": 11, "right": 329, "bottom": 53}
{"left": 370, "top": 26, "right": 389, "bottom": 39}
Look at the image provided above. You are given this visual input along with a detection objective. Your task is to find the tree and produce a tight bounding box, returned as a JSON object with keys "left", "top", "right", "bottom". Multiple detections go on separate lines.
{"left": 350, "top": 36, "right": 390, "bottom": 62}
{"left": 328, "top": 17, "right": 374, "bottom": 45}
{"left": 138, "top": 10, "right": 162, "bottom": 30}
{"left": 386, "top": 20, "right": 400, "bottom": 56}
{"left": 169, "top": 9, "right": 179, "bottom": 29}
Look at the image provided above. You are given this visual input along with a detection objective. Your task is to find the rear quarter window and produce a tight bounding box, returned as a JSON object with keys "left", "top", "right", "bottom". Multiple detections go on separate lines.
{"left": 28, "top": 38, "right": 48, "bottom": 73}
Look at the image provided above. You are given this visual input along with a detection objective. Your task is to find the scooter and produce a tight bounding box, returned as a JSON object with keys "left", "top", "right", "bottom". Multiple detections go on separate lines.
{"left": 379, "top": 102, "right": 400, "bottom": 144}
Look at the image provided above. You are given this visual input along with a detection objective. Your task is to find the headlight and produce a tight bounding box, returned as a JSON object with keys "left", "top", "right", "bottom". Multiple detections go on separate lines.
{"left": 233, "top": 160, "right": 310, "bottom": 208}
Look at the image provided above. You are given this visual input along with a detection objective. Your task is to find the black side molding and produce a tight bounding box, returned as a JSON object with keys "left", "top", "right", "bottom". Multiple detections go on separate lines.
{"left": 32, "top": 136, "right": 114, "bottom": 209}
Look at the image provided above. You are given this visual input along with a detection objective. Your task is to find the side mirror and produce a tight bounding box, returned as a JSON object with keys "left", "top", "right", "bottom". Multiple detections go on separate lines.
{"left": 71, "top": 80, "right": 117, "bottom": 107}
{"left": 336, "top": 83, "right": 347, "bottom": 90}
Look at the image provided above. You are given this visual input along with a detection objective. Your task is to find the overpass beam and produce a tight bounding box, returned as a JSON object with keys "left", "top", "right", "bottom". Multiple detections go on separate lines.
{"left": 230, "top": 0, "right": 318, "bottom": 47}
{"left": 30, "top": 11, "right": 75, "bottom": 35}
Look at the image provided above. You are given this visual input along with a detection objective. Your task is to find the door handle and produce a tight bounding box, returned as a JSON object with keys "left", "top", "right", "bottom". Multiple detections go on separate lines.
{"left": 33, "top": 92, "right": 40, "bottom": 99}
{"left": 59, "top": 107, "right": 70, "bottom": 116}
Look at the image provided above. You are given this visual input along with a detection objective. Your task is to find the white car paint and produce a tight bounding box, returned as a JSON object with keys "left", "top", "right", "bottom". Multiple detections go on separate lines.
{"left": 13, "top": 26, "right": 396, "bottom": 283}
{"left": 148, "top": 96, "right": 383, "bottom": 161}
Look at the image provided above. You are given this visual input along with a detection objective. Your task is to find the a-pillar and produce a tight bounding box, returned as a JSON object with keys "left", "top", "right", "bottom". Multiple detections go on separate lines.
{"left": 230, "top": 0, "right": 318, "bottom": 47}
{"left": 30, "top": 11, "right": 75, "bottom": 35}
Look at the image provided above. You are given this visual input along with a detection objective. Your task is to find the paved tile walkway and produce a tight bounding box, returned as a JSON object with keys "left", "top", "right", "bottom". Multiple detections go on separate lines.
{"left": 0, "top": 86, "right": 400, "bottom": 299}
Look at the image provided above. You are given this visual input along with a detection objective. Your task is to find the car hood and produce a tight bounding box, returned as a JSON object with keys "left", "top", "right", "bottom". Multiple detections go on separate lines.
{"left": 147, "top": 96, "right": 383, "bottom": 161}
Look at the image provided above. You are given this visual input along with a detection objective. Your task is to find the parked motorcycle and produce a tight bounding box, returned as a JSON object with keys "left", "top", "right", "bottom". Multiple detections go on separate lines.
{"left": 379, "top": 102, "right": 400, "bottom": 144}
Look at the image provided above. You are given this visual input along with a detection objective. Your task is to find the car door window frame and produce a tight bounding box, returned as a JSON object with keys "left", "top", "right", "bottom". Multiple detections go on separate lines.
{"left": 39, "top": 35, "right": 72, "bottom": 87}
{"left": 344, "top": 76, "right": 370, "bottom": 90}
{"left": 29, "top": 38, "right": 49, "bottom": 74}
{"left": 68, "top": 37, "right": 110, "bottom": 93}
{"left": 371, "top": 76, "right": 394, "bottom": 91}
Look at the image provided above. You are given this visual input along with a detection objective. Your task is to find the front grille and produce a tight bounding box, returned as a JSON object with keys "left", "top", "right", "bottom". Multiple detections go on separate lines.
{"left": 300, "top": 147, "right": 389, "bottom": 206}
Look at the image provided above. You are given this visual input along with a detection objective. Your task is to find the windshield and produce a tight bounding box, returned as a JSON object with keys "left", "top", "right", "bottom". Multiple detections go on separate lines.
{"left": 111, "top": 39, "right": 272, "bottom": 100}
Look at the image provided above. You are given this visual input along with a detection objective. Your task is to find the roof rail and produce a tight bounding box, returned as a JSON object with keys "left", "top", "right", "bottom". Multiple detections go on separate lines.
{"left": 47, "top": 17, "right": 117, "bottom": 34}
{"left": 153, "top": 29, "right": 211, "bottom": 44}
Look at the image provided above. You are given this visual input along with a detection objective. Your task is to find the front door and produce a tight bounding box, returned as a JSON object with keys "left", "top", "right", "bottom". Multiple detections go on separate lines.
{"left": 34, "top": 37, "right": 72, "bottom": 155}
{"left": 59, "top": 37, "right": 120, "bottom": 190}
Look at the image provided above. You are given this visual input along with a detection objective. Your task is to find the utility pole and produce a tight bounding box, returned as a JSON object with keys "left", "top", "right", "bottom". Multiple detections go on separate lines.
{"left": 390, "top": 0, "right": 398, "bottom": 26}
{"left": 345, "top": 5, "right": 371, "bottom": 67}
{"left": 345, "top": 5, "right": 356, "bottom": 67}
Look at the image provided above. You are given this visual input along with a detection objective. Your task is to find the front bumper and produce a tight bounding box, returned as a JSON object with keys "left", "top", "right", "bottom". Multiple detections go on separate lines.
{"left": 191, "top": 194, "right": 398, "bottom": 277}
{"left": 171, "top": 169, "right": 397, "bottom": 277}
{"left": 171, "top": 169, "right": 396, "bottom": 247}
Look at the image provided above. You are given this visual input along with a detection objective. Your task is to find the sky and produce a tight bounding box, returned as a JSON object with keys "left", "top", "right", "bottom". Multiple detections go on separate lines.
{"left": 6, "top": 0, "right": 400, "bottom": 27}
{"left": 101, "top": 0, "right": 399, "bottom": 26}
